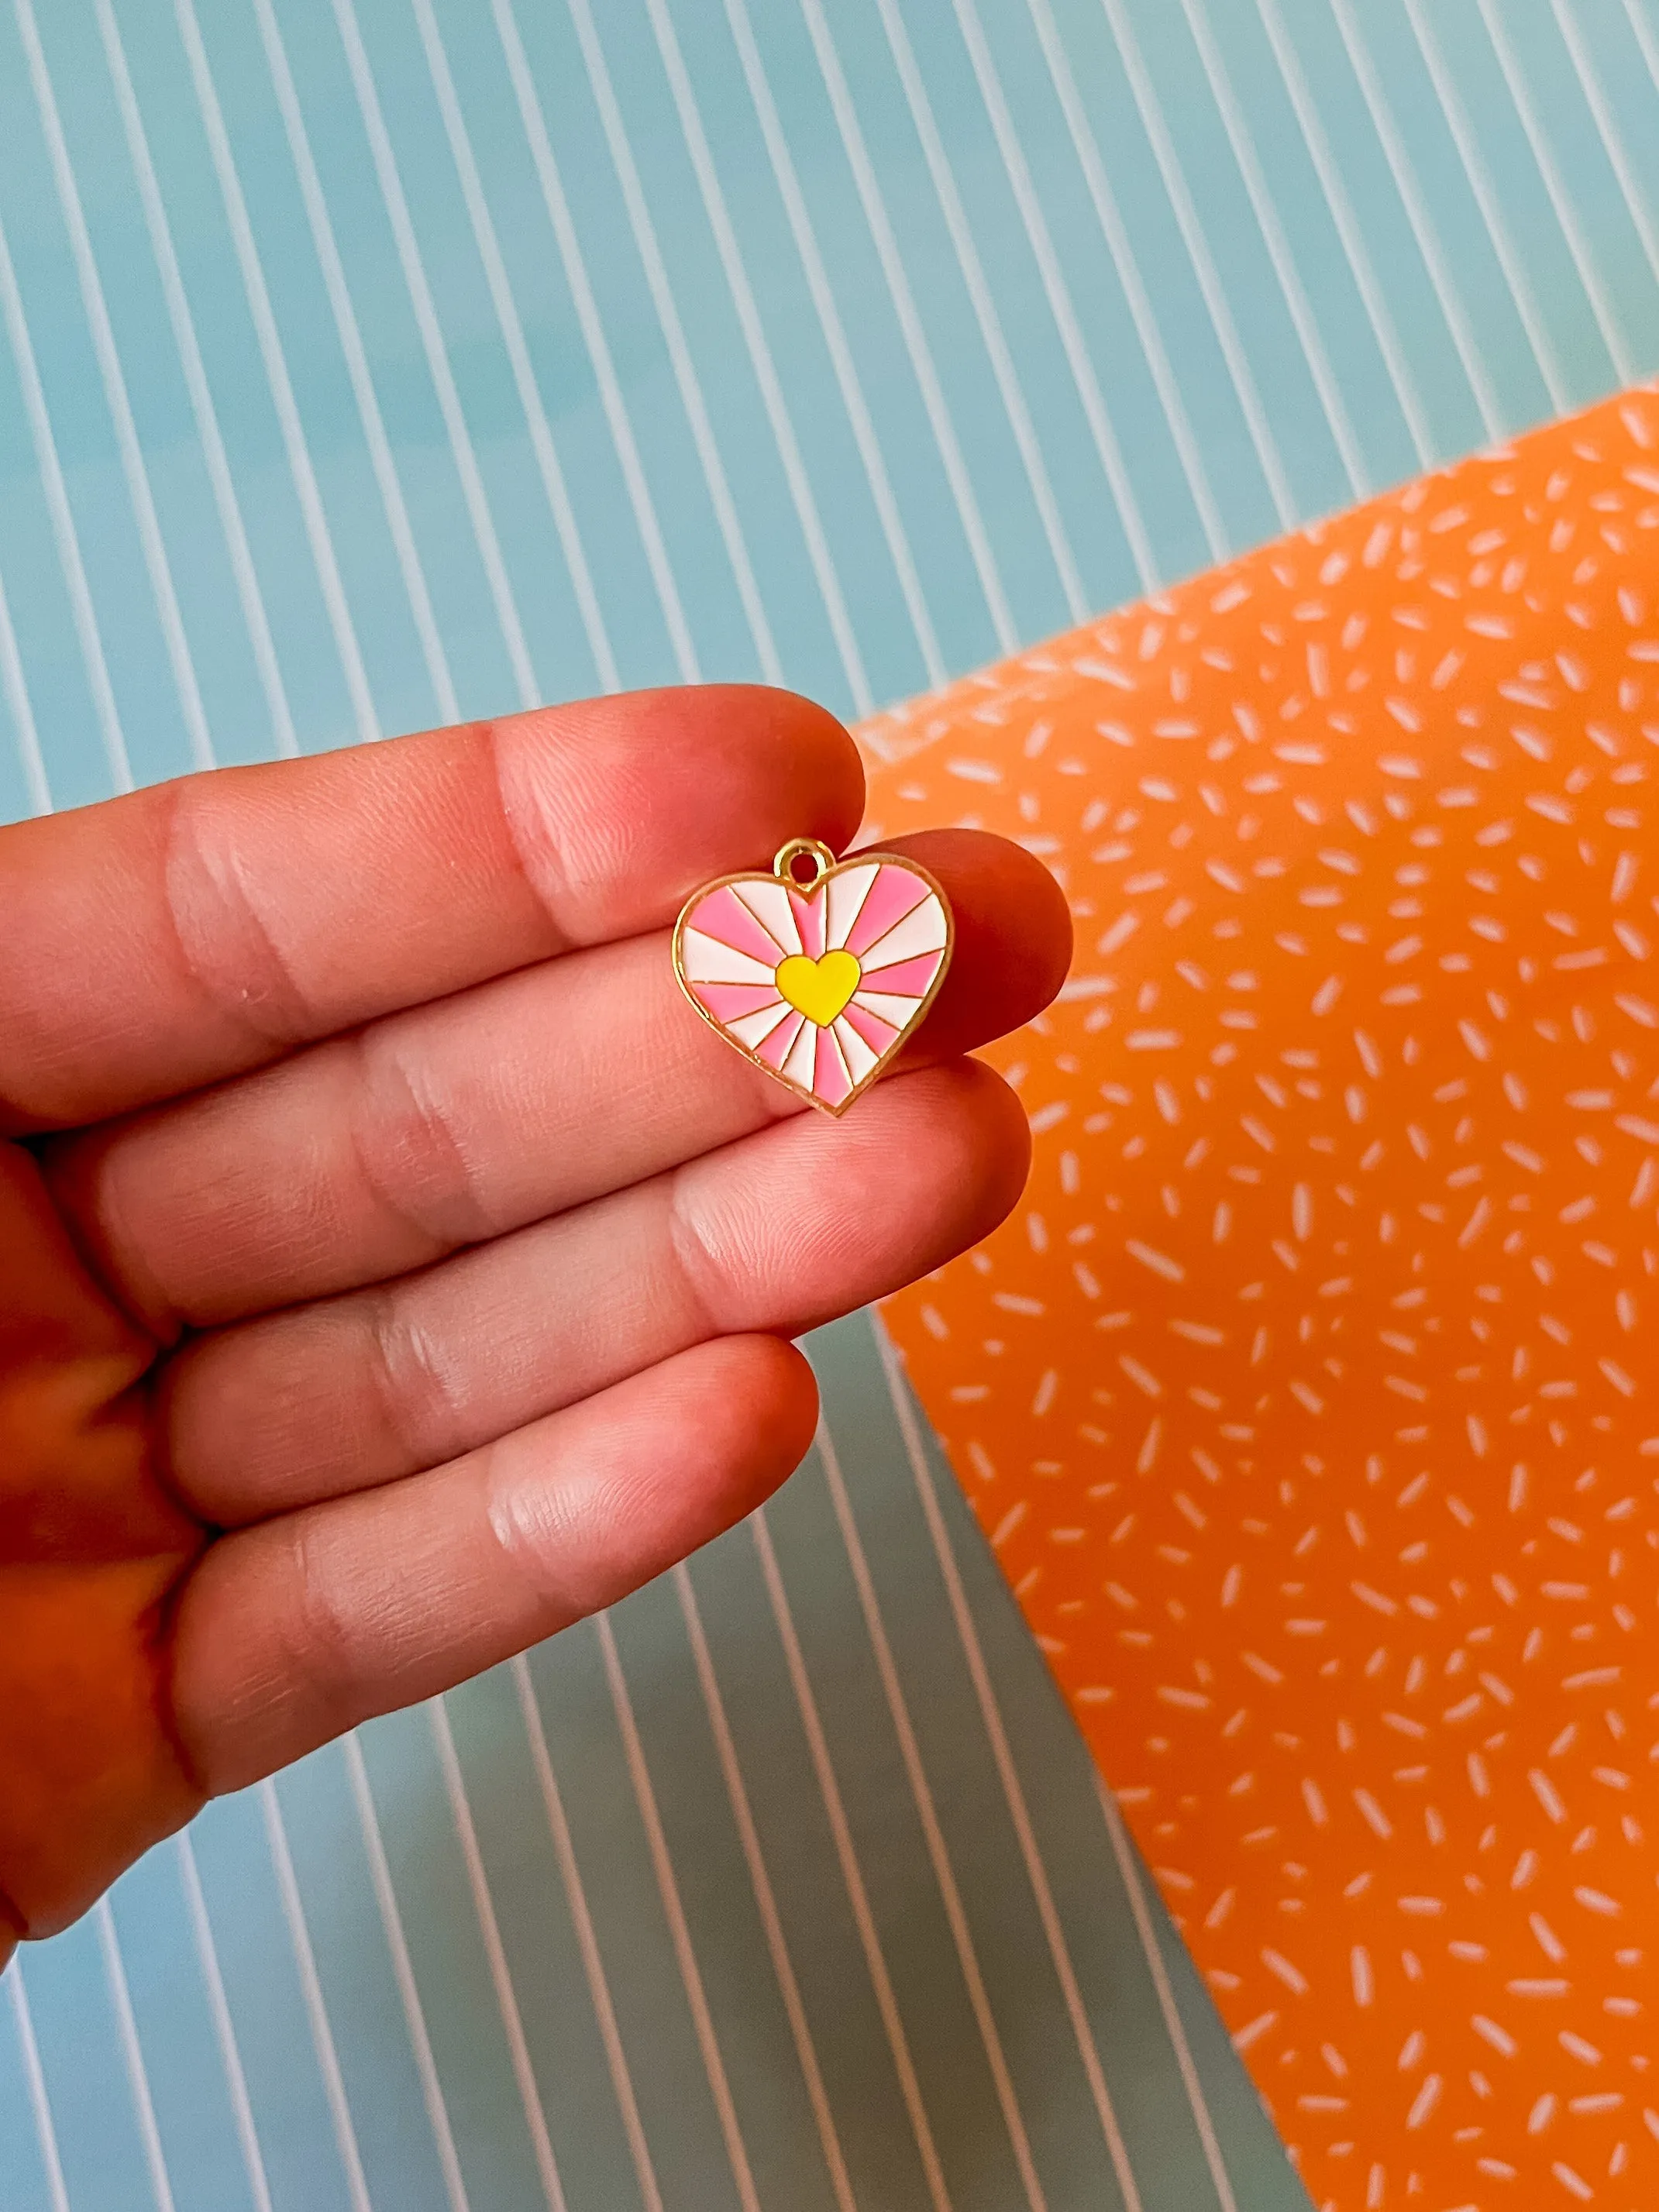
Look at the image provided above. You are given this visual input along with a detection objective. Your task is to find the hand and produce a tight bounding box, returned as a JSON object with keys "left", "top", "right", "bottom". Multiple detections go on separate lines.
{"left": 0, "top": 686, "right": 1069, "bottom": 1963}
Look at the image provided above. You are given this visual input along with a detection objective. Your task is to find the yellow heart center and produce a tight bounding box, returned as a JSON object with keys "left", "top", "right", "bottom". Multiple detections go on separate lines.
{"left": 776, "top": 948, "right": 862, "bottom": 1027}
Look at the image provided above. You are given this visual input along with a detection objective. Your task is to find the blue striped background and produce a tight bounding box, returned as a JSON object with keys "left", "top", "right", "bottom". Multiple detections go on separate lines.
{"left": 3, "top": 3, "right": 1659, "bottom": 2207}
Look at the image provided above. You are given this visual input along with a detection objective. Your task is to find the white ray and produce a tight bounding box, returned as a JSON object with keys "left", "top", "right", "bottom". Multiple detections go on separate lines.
{"left": 727, "top": 999, "right": 793, "bottom": 1048}
{"left": 856, "top": 893, "right": 948, "bottom": 971}
{"left": 852, "top": 989, "right": 929, "bottom": 1028}
{"left": 833, "top": 1015, "right": 879, "bottom": 1085}
{"left": 679, "top": 929, "right": 781, "bottom": 987}
{"left": 823, "top": 862, "right": 879, "bottom": 953}
{"left": 782, "top": 1018, "right": 820, "bottom": 1089}
{"left": 732, "top": 876, "right": 804, "bottom": 958}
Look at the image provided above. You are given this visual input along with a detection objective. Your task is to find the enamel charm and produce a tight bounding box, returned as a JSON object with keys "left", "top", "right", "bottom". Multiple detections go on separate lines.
{"left": 673, "top": 838, "right": 954, "bottom": 1115}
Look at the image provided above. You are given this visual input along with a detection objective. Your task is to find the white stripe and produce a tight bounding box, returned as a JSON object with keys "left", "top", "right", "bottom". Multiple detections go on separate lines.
{"left": 813, "top": 1418, "right": 1049, "bottom": 2212}
{"left": 173, "top": 0, "right": 379, "bottom": 748}
{"left": 632, "top": 0, "right": 876, "bottom": 707}
{"left": 673, "top": 1564, "right": 860, "bottom": 2212}
{"left": 1322, "top": 0, "right": 1506, "bottom": 442}
{"left": 749, "top": 1508, "right": 956, "bottom": 2212}
{"left": 720, "top": 0, "right": 946, "bottom": 687}
{"left": 1551, "top": 1, "right": 1659, "bottom": 307}
{"left": 950, "top": 0, "right": 1159, "bottom": 594}
{"left": 1022, "top": 0, "right": 1229, "bottom": 561}
{"left": 557, "top": 0, "right": 781, "bottom": 683}
{"left": 260, "top": 1779, "right": 377, "bottom": 2212}
{"left": 342, "top": 1736, "right": 472, "bottom": 2212}
{"left": 637, "top": 0, "right": 871, "bottom": 714}
{"left": 793, "top": 0, "right": 1018, "bottom": 654}
{"left": 6, "top": 1966, "right": 71, "bottom": 2212}
{"left": 95, "top": 1898, "right": 178, "bottom": 2212}
{"left": 244, "top": 0, "right": 459, "bottom": 725}
{"left": 428, "top": 1701, "right": 567, "bottom": 2212}
{"left": 1095, "top": 1779, "right": 1241, "bottom": 2212}
{"left": 786, "top": 22, "right": 1006, "bottom": 665}
{"left": 1179, "top": 0, "right": 1369, "bottom": 499}
{"left": 0, "top": 207, "right": 131, "bottom": 792}
{"left": 1401, "top": 0, "right": 1572, "bottom": 411}
{"left": 95, "top": 0, "right": 298, "bottom": 759}
{"left": 331, "top": 0, "right": 593, "bottom": 707}
{"left": 1475, "top": 0, "right": 1635, "bottom": 384}
{"left": 19, "top": 0, "right": 215, "bottom": 774}
{"left": 0, "top": 565, "right": 49, "bottom": 814}
{"left": 595, "top": 1615, "right": 762, "bottom": 2212}
{"left": 866, "top": 0, "right": 1088, "bottom": 622}
{"left": 873, "top": 1329, "right": 1149, "bottom": 2210}
{"left": 1098, "top": 0, "right": 1297, "bottom": 528}
{"left": 176, "top": 1833, "right": 277, "bottom": 2212}
{"left": 511, "top": 1654, "right": 666, "bottom": 2212}
{"left": 1250, "top": 0, "right": 1435, "bottom": 468}
{"left": 405, "top": 0, "right": 635, "bottom": 698}
{"left": 1628, "top": 0, "right": 1659, "bottom": 98}
{"left": 484, "top": 0, "right": 700, "bottom": 683}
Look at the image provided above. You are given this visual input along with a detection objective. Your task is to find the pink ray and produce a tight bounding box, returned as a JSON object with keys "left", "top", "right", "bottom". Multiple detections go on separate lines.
{"left": 756, "top": 1010, "right": 806, "bottom": 1070}
{"left": 844, "top": 862, "right": 929, "bottom": 958}
{"left": 814, "top": 1024, "right": 853, "bottom": 1107}
{"left": 687, "top": 884, "right": 787, "bottom": 965}
{"left": 842, "top": 999, "right": 900, "bottom": 1055}
{"left": 856, "top": 950, "right": 943, "bottom": 998}
{"left": 694, "top": 980, "right": 787, "bottom": 1023}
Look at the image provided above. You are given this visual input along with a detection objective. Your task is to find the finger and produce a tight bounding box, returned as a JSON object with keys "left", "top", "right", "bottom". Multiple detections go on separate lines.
{"left": 171, "top": 1335, "right": 817, "bottom": 1792}
{"left": 0, "top": 687, "right": 862, "bottom": 1133}
{"left": 52, "top": 831, "right": 1070, "bottom": 1330}
{"left": 164, "top": 1061, "right": 1028, "bottom": 1522}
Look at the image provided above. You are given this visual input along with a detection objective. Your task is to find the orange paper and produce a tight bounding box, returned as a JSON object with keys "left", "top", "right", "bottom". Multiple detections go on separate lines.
{"left": 859, "top": 385, "right": 1659, "bottom": 2210}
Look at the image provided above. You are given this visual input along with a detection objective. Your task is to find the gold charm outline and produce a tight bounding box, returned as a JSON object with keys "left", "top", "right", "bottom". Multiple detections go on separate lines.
{"left": 671, "top": 840, "right": 956, "bottom": 1117}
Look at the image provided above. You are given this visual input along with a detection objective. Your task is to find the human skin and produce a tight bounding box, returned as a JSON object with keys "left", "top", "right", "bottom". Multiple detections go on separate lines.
{"left": 0, "top": 685, "right": 1071, "bottom": 1969}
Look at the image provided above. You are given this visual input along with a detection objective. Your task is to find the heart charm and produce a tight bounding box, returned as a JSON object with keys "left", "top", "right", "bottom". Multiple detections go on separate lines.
{"left": 674, "top": 838, "right": 954, "bottom": 1114}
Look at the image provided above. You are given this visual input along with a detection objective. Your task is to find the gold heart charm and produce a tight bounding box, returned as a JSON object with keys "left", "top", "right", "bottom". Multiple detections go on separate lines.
{"left": 775, "top": 948, "right": 861, "bottom": 1027}
{"left": 673, "top": 838, "right": 954, "bottom": 1114}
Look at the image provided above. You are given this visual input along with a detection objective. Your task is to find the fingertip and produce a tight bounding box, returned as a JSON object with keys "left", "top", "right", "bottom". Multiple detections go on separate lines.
{"left": 625, "top": 683, "right": 868, "bottom": 872}
{"left": 685, "top": 1330, "right": 821, "bottom": 1512}
{"left": 871, "top": 827, "right": 1072, "bottom": 1061}
{"left": 493, "top": 685, "right": 867, "bottom": 941}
